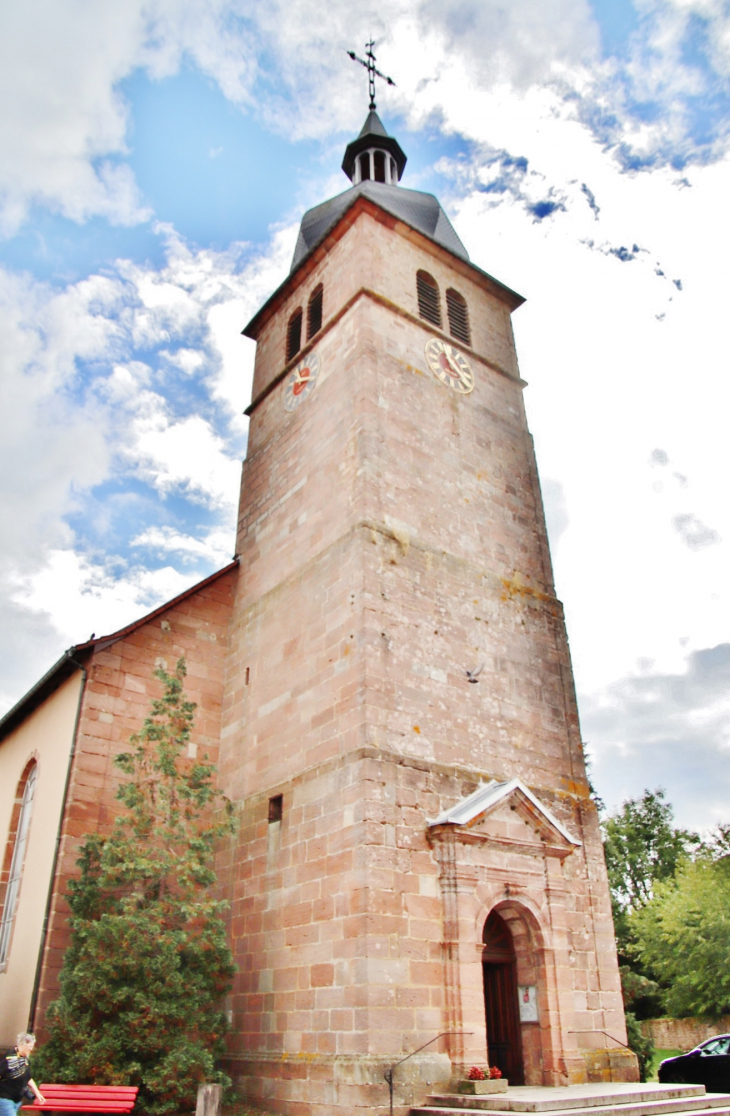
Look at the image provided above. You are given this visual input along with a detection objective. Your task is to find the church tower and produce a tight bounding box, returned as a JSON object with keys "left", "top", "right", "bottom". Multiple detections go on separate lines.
{"left": 218, "top": 100, "right": 636, "bottom": 1114}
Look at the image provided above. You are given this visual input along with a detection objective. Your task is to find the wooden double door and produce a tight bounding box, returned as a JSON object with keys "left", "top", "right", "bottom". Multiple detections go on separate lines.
{"left": 482, "top": 911, "right": 524, "bottom": 1085}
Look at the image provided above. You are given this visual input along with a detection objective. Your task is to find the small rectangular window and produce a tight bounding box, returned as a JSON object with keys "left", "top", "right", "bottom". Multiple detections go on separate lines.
{"left": 374, "top": 151, "right": 386, "bottom": 183}
{"left": 359, "top": 153, "right": 371, "bottom": 181}
{"left": 268, "top": 794, "right": 283, "bottom": 823}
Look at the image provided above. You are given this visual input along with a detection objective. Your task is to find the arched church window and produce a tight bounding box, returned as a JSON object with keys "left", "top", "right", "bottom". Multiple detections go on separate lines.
{"left": 416, "top": 270, "right": 442, "bottom": 327}
{"left": 446, "top": 288, "right": 471, "bottom": 346}
{"left": 373, "top": 151, "right": 386, "bottom": 183}
{"left": 359, "top": 153, "right": 371, "bottom": 181}
{"left": 307, "top": 285, "right": 323, "bottom": 340}
{"left": 286, "top": 308, "right": 303, "bottom": 362}
{"left": 0, "top": 761, "right": 38, "bottom": 967}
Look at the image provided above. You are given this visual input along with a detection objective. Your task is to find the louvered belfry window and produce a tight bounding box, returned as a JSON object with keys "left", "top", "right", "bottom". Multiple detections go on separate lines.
{"left": 416, "top": 270, "right": 442, "bottom": 327}
{"left": 307, "top": 285, "right": 323, "bottom": 340}
{"left": 286, "top": 308, "right": 303, "bottom": 362}
{"left": 446, "top": 288, "right": 471, "bottom": 346}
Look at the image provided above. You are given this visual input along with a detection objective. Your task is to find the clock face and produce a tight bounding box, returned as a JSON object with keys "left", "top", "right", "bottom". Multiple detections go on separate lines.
{"left": 425, "top": 338, "right": 475, "bottom": 394}
{"left": 284, "top": 352, "right": 320, "bottom": 412}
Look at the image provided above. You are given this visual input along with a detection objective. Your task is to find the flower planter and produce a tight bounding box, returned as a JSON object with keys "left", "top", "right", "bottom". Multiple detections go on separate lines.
{"left": 458, "top": 1079, "right": 508, "bottom": 1094}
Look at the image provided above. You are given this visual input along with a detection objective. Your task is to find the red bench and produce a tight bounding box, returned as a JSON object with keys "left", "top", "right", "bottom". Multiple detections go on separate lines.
{"left": 22, "top": 1085, "right": 138, "bottom": 1113}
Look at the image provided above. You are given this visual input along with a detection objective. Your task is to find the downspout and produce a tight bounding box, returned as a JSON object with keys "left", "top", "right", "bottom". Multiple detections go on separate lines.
{"left": 27, "top": 653, "right": 88, "bottom": 1031}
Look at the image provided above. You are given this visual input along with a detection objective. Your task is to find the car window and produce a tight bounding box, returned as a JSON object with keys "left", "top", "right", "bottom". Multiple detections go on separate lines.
{"left": 700, "top": 1037, "right": 730, "bottom": 1056}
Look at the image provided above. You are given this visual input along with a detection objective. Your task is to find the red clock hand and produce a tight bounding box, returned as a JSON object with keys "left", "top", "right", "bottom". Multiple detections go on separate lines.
{"left": 439, "top": 351, "right": 463, "bottom": 381}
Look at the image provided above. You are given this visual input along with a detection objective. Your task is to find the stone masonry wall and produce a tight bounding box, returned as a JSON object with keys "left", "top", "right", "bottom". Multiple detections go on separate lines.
{"left": 219, "top": 205, "right": 634, "bottom": 1112}
{"left": 642, "top": 1016, "right": 730, "bottom": 1051}
{"left": 34, "top": 567, "right": 237, "bottom": 1035}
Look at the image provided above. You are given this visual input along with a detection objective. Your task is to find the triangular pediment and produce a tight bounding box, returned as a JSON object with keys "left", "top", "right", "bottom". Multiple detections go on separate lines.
{"left": 427, "top": 777, "right": 581, "bottom": 857}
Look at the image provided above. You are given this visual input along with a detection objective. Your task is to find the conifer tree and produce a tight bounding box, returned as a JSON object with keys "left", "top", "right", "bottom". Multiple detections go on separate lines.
{"left": 36, "top": 659, "right": 236, "bottom": 1115}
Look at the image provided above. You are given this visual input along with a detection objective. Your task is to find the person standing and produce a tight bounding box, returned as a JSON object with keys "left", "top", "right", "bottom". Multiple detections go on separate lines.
{"left": 0, "top": 1034, "right": 45, "bottom": 1116}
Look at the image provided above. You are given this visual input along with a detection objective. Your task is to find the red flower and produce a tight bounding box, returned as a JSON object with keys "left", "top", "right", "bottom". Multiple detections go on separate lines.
{"left": 489, "top": 1066, "right": 502, "bottom": 1079}
{"left": 467, "top": 1066, "right": 486, "bottom": 1080}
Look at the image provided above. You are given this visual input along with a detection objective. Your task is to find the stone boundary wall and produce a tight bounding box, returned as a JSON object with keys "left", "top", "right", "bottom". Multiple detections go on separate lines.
{"left": 641, "top": 1017, "right": 730, "bottom": 1051}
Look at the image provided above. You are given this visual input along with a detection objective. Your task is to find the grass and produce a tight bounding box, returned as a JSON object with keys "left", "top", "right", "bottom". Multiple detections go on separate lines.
{"left": 647, "top": 1048, "right": 684, "bottom": 1082}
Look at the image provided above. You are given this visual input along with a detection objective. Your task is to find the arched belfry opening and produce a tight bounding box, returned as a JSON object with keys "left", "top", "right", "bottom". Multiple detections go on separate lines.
{"left": 482, "top": 910, "right": 524, "bottom": 1084}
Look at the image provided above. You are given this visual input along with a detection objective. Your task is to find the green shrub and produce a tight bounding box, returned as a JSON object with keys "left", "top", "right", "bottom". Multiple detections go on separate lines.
{"left": 624, "top": 1011, "right": 654, "bottom": 1082}
{"left": 35, "top": 659, "right": 236, "bottom": 1115}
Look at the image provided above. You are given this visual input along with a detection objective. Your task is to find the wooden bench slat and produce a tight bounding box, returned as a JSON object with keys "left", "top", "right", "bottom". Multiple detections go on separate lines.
{"left": 31, "top": 1089, "right": 137, "bottom": 1098}
{"left": 24, "top": 1105, "right": 134, "bottom": 1111}
{"left": 39, "top": 1088, "right": 138, "bottom": 1095}
{"left": 33, "top": 1089, "right": 138, "bottom": 1098}
{"left": 27, "top": 1100, "right": 136, "bottom": 1105}
{"left": 22, "top": 1084, "right": 138, "bottom": 1115}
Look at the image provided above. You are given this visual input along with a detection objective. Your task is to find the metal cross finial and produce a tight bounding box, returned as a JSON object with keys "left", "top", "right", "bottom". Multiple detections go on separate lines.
{"left": 346, "top": 38, "right": 395, "bottom": 111}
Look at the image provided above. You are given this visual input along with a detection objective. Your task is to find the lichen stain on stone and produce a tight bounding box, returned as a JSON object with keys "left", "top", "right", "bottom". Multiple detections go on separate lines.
{"left": 501, "top": 570, "right": 556, "bottom": 610}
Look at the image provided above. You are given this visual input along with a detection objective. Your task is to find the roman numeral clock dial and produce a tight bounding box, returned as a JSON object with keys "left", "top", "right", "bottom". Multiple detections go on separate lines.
{"left": 425, "top": 338, "right": 475, "bottom": 394}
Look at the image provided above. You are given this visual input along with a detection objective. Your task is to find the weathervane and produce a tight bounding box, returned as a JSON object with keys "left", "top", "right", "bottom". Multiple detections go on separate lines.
{"left": 346, "top": 39, "right": 395, "bottom": 111}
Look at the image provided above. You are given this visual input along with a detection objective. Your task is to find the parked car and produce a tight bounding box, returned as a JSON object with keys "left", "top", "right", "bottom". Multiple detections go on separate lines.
{"left": 659, "top": 1035, "right": 730, "bottom": 1091}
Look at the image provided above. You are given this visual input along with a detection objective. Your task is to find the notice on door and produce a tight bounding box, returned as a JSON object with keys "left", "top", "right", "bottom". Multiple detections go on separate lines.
{"left": 518, "top": 984, "right": 538, "bottom": 1022}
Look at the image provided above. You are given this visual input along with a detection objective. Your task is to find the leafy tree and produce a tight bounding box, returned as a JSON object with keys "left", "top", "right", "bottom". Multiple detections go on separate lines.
{"left": 602, "top": 789, "right": 699, "bottom": 1020}
{"left": 632, "top": 854, "right": 730, "bottom": 1018}
{"left": 35, "top": 659, "right": 236, "bottom": 1115}
{"left": 603, "top": 789, "right": 699, "bottom": 925}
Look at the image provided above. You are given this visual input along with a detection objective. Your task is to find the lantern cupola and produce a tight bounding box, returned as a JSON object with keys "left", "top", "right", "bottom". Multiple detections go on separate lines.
{"left": 342, "top": 110, "right": 406, "bottom": 185}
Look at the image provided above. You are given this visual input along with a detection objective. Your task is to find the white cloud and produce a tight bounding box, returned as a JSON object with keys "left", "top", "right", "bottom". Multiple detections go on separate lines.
{"left": 672, "top": 512, "right": 721, "bottom": 550}
{"left": 0, "top": 222, "right": 291, "bottom": 713}
{"left": 11, "top": 548, "right": 192, "bottom": 651}
{"left": 3, "top": 0, "right": 730, "bottom": 236}
{"left": 130, "top": 525, "right": 233, "bottom": 564}
{"left": 0, "top": 269, "right": 115, "bottom": 567}
{"left": 132, "top": 412, "right": 240, "bottom": 507}
{"left": 583, "top": 642, "right": 730, "bottom": 830}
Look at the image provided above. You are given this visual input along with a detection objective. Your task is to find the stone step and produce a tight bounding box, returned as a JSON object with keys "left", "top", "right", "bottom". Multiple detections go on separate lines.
{"left": 415, "top": 1086, "right": 712, "bottom": 1114}
{"left": 411, "top": 1109, "right": 730, "bottom": 1116}
{"left": 417, "top": 1092, "right": 730, "bottom": 1116}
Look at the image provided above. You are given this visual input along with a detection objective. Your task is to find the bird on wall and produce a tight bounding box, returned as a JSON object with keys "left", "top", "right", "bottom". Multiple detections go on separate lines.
{"left": 466, "top": 663, "right": 484, "bottom": 684}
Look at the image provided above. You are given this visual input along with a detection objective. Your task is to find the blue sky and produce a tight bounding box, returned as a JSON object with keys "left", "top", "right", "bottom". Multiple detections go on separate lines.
{"left": 2, "top": 0, "right": 730, "bottom": 829}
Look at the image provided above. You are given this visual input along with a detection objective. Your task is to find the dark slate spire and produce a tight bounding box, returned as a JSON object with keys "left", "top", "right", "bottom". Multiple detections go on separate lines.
{"left": 359, "top": 110, "right": 388, "bottom": 138}
{"left": 289, "top": 98, "right": 469, "bottom": 274}
{"left": 342, "top": 110, "right": 407, "bottom": 185}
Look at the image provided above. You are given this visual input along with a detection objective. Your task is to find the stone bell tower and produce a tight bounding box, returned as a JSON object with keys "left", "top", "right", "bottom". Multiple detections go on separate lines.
{"left": 217, "top": 103, "right": 637, "bottom": 1115}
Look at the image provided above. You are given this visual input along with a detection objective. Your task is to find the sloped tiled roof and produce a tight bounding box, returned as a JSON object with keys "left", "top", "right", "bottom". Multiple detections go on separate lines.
{"left": 290, "top": 180, "right": 469, "bottom": 272}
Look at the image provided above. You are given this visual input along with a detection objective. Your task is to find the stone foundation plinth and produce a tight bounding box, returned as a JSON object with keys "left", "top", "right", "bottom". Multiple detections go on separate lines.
{"left": 229, "top": 1051, "right": 452, "bottom": 1115}
{"left": 581, "top": 1047, "right": 640, "bottom": 1083}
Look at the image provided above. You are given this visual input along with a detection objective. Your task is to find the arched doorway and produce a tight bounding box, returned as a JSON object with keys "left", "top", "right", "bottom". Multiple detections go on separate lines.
{"left": 482, "top": 910, "right": 524, "bottom": 1084}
